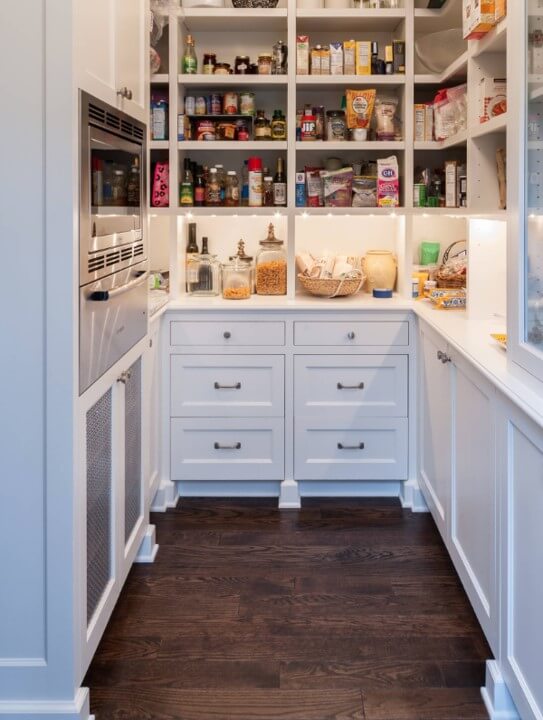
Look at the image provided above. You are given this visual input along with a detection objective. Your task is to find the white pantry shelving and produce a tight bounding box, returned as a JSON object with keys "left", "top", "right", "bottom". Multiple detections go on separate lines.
{"left": 148, "top": 0, "right": 508, "bottom": 305}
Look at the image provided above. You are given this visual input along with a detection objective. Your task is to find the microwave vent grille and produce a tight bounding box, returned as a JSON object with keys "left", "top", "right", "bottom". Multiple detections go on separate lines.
{"left": 106, "top": 250, "right": 121, "bottom": 267}
{"left": 133, "top": 243, "right": 144, "bottom": 258}
{"left": 121, "top": 247, "right": 133, "bottom": 261}
{"left": 88, "top": 255, "right": 105, "bottom": 273}
{"left": 87, "top": 100, "right": 144, "bottom": 144}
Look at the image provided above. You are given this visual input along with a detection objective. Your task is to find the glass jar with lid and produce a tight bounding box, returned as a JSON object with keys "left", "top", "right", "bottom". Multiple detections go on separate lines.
{"left": 258, "top": 53, "right": 273, "bottom": 74}
{"left": 222, "top": 258, "right": 252, "bottom": 300}
{"left": 255, "top": 223, "right": 287, "bottom": 296}
{"left": 229, "top": 239, "right": 254, "bottom": 293}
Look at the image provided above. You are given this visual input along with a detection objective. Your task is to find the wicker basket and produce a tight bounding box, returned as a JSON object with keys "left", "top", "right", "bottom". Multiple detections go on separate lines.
{"left": 297, "top": 271, "right": 365, "bottom": 298}
{"left": 436, "top": 240, "right": 467, "bottom": 288}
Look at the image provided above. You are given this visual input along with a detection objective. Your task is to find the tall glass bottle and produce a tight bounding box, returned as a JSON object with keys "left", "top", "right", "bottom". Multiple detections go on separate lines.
{"left": 180, "top": 158, "right": 194, "bottom": 206}
{"left": 182, "top": 34, "right": 197, "bottom": 74}
{"left": 185, "top": 223, "right": 199, "bottom": 292}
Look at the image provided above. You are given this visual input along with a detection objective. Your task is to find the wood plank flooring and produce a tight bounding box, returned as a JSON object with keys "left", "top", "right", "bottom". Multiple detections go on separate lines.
{"left": 85, "top": 498, "right": 491, "bottom": 720}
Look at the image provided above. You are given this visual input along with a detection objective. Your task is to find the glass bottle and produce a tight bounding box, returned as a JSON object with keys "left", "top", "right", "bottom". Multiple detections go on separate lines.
{"left": 205, "top": 168, "right": 221, "bottom": 206}
{"left": 182, "top": 34, "right": 197, "bottom": 74}
{"left": 241, "top": 160, "right": 249, "bottom": 207}
{"left": 185, "top": 222, "right": 199, "bottom": 292}
{"left": 273, "top": 157, "right": 287, "bottom": 207}
{"left": 215, "top": 164, "right": 226, "bottom": 204}
{"left": 225, "top": 170, "right": 240, "bottom": 207}
{"left": 255, "top": 223, "right": 287, "bottom": 296}
{"left": 254, "top": 110, "right": 272, "bottom": 140}
{"left": 270, "top": 109, "right": 287, "bottom": 140}
{"left": 194, "top": 166, "right": 206, "bottom": 207}
{"left": 263, "top": 176, "right": 274, "bottom": 207}
{"left": 180, "top": 158, "right": 194, "bottom": 206}
{"left": 190, "top": 236, "right": 220, "bottom": 296}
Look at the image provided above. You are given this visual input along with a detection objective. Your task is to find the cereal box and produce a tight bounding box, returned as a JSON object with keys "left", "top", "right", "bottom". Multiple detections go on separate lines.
{"left": 356, "top": 41, "right": 371, "bottom": 75}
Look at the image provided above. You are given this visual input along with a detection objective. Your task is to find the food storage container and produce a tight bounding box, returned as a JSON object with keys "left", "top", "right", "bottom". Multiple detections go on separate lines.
{"left": 222, "top": 259, "right": 252, "bottom": 300}
{"left": 255, "top": 223, "right": 287, "bottom": 296}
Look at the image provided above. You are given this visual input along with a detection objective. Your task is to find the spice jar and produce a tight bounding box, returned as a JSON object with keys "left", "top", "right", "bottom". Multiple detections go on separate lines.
{"left": 270, "top": 109, "right": 287, "bottom": 140}
{"left": 202, "top": 53, "right": 216, "bottom": 74}
{"left": 235, "top": 55, "right": 251, "bottom": 74}
{"left": 326, "top": 110, "right": 347, "bottom": 141}
{"left": 225, "top": 170, "right": 240, "bottom": 206}
{"left": 222, "top": 258, "right": 252, "bottom": 300}
{"left": 255, "top": 223, "right": 287, "bottom": 296}
{"left": 254, "top": 110, "right": 272, "bottom": 140}
{"left": 258, "top": 53, "right": 273, "bottom": 74}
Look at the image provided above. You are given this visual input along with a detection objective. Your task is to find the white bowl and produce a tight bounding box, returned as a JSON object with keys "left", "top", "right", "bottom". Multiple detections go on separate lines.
{"left": 415, "top": 28, "right": 466, "bottom": 74}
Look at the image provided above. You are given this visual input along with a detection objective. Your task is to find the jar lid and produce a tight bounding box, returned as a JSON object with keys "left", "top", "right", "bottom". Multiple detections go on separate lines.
{"left": 326, "top": 110, "right": 345, "bottom": 116}
{"left": 260, "top": 223, "right": 283, "bottom": 246}
{"left": 258, "top": 53, "right": 272, "bottom": 59}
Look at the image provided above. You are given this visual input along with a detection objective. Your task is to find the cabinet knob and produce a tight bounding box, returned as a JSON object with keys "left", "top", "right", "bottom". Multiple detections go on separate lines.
{"left": 117, "top": 87, "right": 133, "bottom": 100}
{"left": 223, "top": 331, "right": 231, "bottom": 339}
{"left": 347, "top": 331, "right": 356, "bottom": 340}
{"left": 117, "top": 370, "right": 131, "bottom": 385}
{"left": 437, "top": 350, "right": 451, "bottom": 364}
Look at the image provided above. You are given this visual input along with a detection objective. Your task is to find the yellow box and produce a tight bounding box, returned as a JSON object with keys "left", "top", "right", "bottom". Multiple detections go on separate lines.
{"left": 463, "top": 0, "right": 496, "bottom": 40}
{"left": 356, "top": 41, "right": 371, "bottom": 75}
{"left": 343, "top": 40, "right": 356, "bottom": 75}
{"left": 495, "top": 0, "right": 506, "bottom": 22}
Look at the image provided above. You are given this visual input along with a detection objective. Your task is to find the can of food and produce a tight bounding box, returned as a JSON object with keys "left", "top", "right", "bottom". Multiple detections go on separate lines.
{"left": 413, "top": 183, "right": 427, "bottom": 207}
{"left": 184, "top": 96, "right": 195, "bottom": 116}
{"left": 196, "top": 120, "right": 216, "bottom": 141}
{"left": 223, "top": 92, "right": 239, "bottom": 115}
{"left": 210, "top": 94, "right": 222, "bottom": 115}
{"left": 177, "top": 114, "right": 185, "bottom": 141}
{"left": 239, "top": 91, "right": 256, "bottom": 116}
{"left": 195, "top": 96, "right": 207, "bottom": 115}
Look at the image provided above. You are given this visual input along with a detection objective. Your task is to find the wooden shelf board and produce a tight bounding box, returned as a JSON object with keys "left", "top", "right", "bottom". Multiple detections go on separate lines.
{"left": 296, "top": 8, "right": 406, "bottom": 32}
{"left": 176, "top": 207, "right": 288, "bottom": 217}
{"left": 179, "top": 7, "right": 287, "bottom": 31}
{"left": 179, "top": 140, "right": 287, "bottom": 150}
{"left": 469, "top": 18, "right": 507, "bottom": 57}
{"left": 414, "top": 50, "right": 468, "bottom": 86}
{"left": 150, "top": 141, "right": 170, "bottom": 150}
{"left": 296, "top": 140, "right": 405, "bottom": 151}
{"left": 296, "top": 74, "right": 406, "bottom": 87}
{"left": 178, "top": 74, "right": 288, "bottom": 87}
{"left": 296, "top": 206, "right": 402, "bottom": 216}
{"left": 150, "top": 73, "right": 169, "bottom": 84}
{"left": 414, "top": 129, "right": 468, "bottom": 151}
{"left": 470, "top": 114, "right": 507, "bottom": 139}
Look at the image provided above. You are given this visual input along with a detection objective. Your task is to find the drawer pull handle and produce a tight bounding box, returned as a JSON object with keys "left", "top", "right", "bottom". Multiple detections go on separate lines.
{"left": 214, "top": 382, "right": 241, "bottom": 390}
{"left": 214, "top": 442, "right": 242, "bottom": 450}
{"left": 347, "top": 331, "right": 356, "bottom": 340}
{"left": 337, "top": 442, "right": 365, "bottom": 450}
{"left": 337, "top": 382, "right": 364, "bottom": 390}
{"left": 223, "top": 331, "right": 232, "bottom": 339}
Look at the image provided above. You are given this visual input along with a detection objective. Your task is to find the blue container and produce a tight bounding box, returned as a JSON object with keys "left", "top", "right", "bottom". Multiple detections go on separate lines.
{"left": 295, "top": 171, "right": 306, "bottom": 207}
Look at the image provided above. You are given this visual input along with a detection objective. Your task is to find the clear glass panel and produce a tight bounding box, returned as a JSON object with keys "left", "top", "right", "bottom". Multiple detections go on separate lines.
{"left": 527, "top": 3, "right": 543, "bottom": 349}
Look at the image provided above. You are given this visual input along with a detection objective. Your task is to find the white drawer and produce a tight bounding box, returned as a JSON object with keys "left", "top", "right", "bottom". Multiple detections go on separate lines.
{"left": 171, "top": 418, "right": 284, "bottom": 481}
{"left": 170, "top": 321, "right": 285, "bottom": 347}
{"left": 295, "top": 418, "right": 408, "bottom": 481}
{"left": 170, "top": 355, "right": 284, "bottom": 417}
{"left": 295, "top": 355, "right": 407, "bottom": 419}
{"left": 294, "top": 321, "right": 409, "bottom": 347}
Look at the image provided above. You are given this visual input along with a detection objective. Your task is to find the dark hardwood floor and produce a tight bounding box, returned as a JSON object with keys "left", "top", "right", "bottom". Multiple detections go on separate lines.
{"left": 86, "top": 498, "right": 491, "bottom": 720}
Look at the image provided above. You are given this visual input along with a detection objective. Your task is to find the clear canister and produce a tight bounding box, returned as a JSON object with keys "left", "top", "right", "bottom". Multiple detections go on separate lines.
{"left": 222, "top": 258, "right": 252, "bottom": 300}
{"left": 255, "top": 223, "right": 287, "bottom": 296}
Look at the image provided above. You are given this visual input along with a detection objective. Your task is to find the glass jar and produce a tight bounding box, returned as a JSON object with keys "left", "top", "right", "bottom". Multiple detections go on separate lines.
{"left": 214, "top": 63, "right": 231, "bottom": 75}
{"left": 188, "top": 251, "right": 220, "bottom": 297}
{"left": 270, "top": 109, "right": 287, "bottom": 140}
{"left": 222, "top": 258, "right": 252, "bottom": 300}
{"left": 235, "top": 55, "right": 251, "bottom": 74}
{"left": 255, "top": 223, "right": 287, "bottom": 296}
{"left": 258, "top": 53, "right": 273, "bottom": 75}
{"left": 229, "top": 239, "right": 254, "bottom": 293}
{"left": 326, "top": 110, "right": 347, "bottom": 141}
{"left": 225, "top": 171, "right": 240, "bottom": 207}
{"left": 202, "top": 53, "right": 216, "bottom": 74}
{"left": 263, "top": 176, "right": 274, "bottom": 207}
{"left": 254, "top": 110, "right": 271, "bottom": 140}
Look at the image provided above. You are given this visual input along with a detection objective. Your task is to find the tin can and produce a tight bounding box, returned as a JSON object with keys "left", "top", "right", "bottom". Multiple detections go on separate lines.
{"left": 209, "top": 94, "right": 222, "bottom": 115}
{"left": 177, "top": 114, "right": 185, "bottom": 141}
{"left": 196, "top": 120, "right": 216, "bottom": 141}
{"left": 195, "top": 96, "right": 207, "bottom": 115}
{"left": 184, "top": 96, "right": 195, "bottom": 116}
{"left": 239, "top": 91, "right": 256, "bottom": 116}
{"left": 223, "top": 92, "right": 239, "bottom": 115}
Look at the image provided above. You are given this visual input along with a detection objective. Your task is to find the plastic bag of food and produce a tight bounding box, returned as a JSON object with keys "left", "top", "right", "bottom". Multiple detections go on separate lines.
{"left": 375, "top": 97, "right": 399, "bottom": 140}
{"left": 305, "top": 166, "right": 324, "bottom": 207}
{"left": 352, "top": 176, "right": 377, "bottom": 207}
{"left": 346, "top": 89, "right": 376, "bottom": 130}
{"left": 321, "top": 167, "right": 353, "bottom": 207}
{"left": 420, "top": 241, "right": 441, "bottom": 265}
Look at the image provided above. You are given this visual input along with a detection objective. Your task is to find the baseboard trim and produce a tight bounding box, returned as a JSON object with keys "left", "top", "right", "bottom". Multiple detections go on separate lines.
{"left": 0, "top": 687, "right": 91, "bottom": 718}
{"left": 299, "top": 480, "right": 401, "bottom": 498}
{"left": 400, "top": 478, "right": 429, "bottom": 512}
{"left": 150, "top": 481, "right": 179, "bottom": 512}
{"left": 279, "top": 479, "right": 301, "bottom": 509}
{"left": 134, "top": 524, "right": 159, "bottom": 563}
{"left": 481, "top": 661, "right": 520, "bottom": 720}
{"left": 176, "top": 481, "right": 281, "bottom": 498}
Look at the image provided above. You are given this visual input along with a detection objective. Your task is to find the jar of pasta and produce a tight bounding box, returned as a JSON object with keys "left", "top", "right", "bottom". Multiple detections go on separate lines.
{"left": 255, "top": 223, "right": 287, "bottom": 296}
{"left": 222, "top": 258, "right": 252, "bottom": 300}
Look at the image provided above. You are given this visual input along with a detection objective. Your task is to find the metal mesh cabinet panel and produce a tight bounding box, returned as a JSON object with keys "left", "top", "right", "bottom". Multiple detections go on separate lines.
{"left": 125, "top": 357, "right": 142, "bottom": 543}
{"left": 86, "top": 388, "right": 113, "bottom": 625}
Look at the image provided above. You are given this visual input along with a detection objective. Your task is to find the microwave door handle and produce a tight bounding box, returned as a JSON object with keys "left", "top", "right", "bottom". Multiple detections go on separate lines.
{"left": 89, "top": 271, "right": 148, "bottom": 302}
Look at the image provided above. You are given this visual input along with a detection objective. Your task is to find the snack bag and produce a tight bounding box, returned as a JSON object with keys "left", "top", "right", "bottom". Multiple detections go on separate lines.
{"left": 346, "top": 89, "right": 376, "bottom": 130}
{"left": 321, "top": 167, "right": 353, "bottom": 207}
{"left": 305, "top": 166, "right": 324, "bottom": 207}
{"left": 377, "top": 156, "right": 399, "bottom": 207}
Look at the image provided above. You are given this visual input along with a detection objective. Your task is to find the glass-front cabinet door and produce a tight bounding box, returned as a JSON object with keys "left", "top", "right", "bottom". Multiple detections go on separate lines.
{"left": 510, "top": 0, "right": 543, "bottom": 378}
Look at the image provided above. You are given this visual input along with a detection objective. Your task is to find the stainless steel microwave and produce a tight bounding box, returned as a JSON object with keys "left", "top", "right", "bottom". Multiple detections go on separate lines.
{"left": 79, "top": 92, "right": 148, "bottom": 394}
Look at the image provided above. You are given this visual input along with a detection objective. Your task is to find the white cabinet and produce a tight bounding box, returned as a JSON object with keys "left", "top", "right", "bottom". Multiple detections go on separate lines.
{"left": 143, "top": 324, "right": 161, "bottom": 506}
{"left": 418, "top": 321, "right": 452, "bottom": 542}
{"left": 450, "top": 354, "right": 498, "bottom": 654}
{"left": 75, "top": 0, "right": 148, "bottom": 121}
{"left": 500, "top": 406, "right": 543, "bottom": 720}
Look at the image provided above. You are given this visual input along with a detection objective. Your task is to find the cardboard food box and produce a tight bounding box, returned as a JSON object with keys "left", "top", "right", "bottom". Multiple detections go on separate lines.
{"left": 310, "top": 46, "right": 321, "bottom": 75}
{"left": 495, "top": 0, "right": 506, "bottom": 22}
{"left": 445, "top": 160, "right": 458, "bottom": 208}
{"left": 297, "top": 35, "right": 309, "bottom": 75}
{"left": 414, "top": 105, "right": 426, "bottom": 142}
{"left": 463, "top": 0, "right": 496, "bottom": 40}
{"left": 343, "top": 40, "right": 356, "bottom": 75}
{"left": 356, "top": 41, "right": 371, "bottom": 75}
{"left": 479, "top": 77, "right": 507, "bottom": 123}
{"left": 330, "top": 42, "right": 343, "bottom": 76}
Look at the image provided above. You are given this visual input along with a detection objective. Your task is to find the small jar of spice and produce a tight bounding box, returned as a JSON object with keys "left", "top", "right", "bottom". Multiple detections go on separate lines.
{"left": 258, "top": 53, "right": 273, "bottom": 75}
{"left": 202, "top": 53, "right": 216, "bottom": 74}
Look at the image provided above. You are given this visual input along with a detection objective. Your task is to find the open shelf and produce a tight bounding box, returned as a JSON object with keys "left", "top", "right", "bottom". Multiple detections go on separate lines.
{"left": 179, "top": 140, "right": 287, "bottom": 151}
{"left": 296, "top": 74, "right": 406, "bottom": 87}
{"left": 414, "top": 50, "right": 468, "bottom": 85}
{"left": 470, "top": 114, "right": 507, "bottom": 139}
{"left": 179, "top": 7, "right": 287, "bottom": 31}
{"left": 176, "top": 207, "right": 288, "bottom": 217}
{"left": 150, "top": 73, "right": 169, "bottom": 84}
{"left": 470, "top": 17, "right": 507, "bottom": 57}
{"left": 296, "top": 140, "right": 405, "bottom": 152}
{"left": 296, "top": 8, "right": 406, "bottom": 32}
{"left": 414, "top": 128, "right": 468, "bottom": 151}
{"left": 414, "top": 1, "right": 462, "bottom": 34}
{"left": 150, "top": 140, "right": 169, "bottom": 150}
{"left": 178, "top": 74, "right": 288, "bottom": 87}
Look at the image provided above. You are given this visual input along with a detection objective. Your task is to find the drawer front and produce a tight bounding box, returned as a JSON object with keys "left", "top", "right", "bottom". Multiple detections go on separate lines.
{"left": 295, "top": 355, "right": 408, "bottom": 419}
{"left": 170, "top": 321, "right": 285, "bottom": 347}
{"left": 171, "top": 355, "right": 284, "bottom": 417}
{"left": 294, "top": 321, "right": 409, "bottom": 347}
{"left": 171, "top": 418, "right": 284, "bottom": 481}
{"left": 295, "top": 418, "right": 408, "bottom": 481}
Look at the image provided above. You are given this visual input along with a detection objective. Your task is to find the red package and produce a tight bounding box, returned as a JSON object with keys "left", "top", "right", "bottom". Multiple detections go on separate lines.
{"left": 305, "top": 166, "right": 324, "bottom": 207}
{"left": 152, "top": 161, "right": 169, "bottom": 207}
